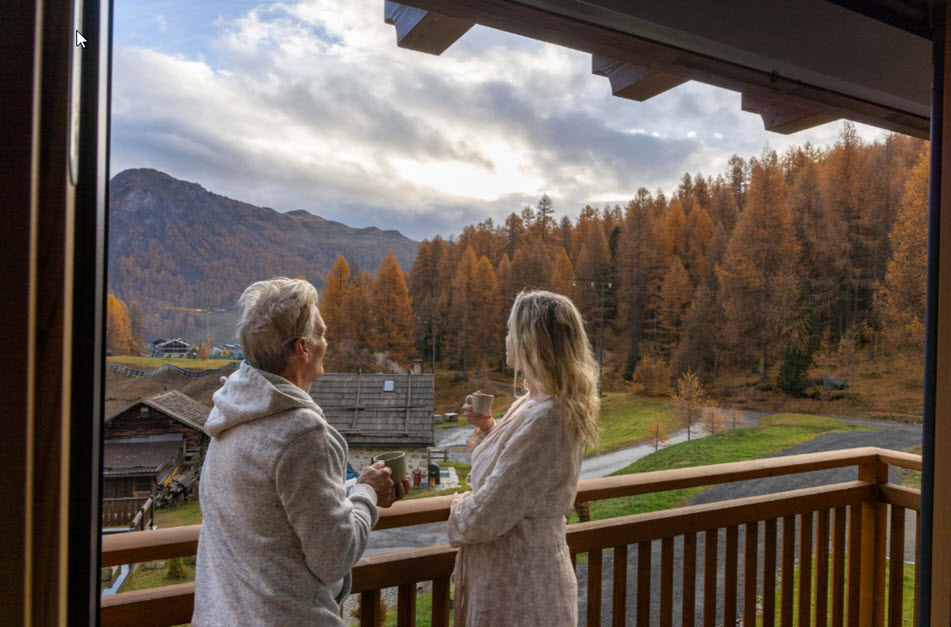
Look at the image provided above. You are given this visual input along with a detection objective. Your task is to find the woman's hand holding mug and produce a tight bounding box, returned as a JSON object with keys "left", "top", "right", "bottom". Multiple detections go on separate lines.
{"left": 463, "top": 393, "right": 494, "bottom": 432}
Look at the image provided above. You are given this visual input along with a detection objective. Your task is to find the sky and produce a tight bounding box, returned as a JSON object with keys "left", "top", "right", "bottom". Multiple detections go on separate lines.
{"left": 111, "top": 0, "right": 888, "bottom": 241}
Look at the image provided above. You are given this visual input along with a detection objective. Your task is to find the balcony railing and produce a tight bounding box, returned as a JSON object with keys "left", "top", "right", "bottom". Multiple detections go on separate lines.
{"left": 100, "top": 447, "right": 921, "bottom": 626}
{"left": 102, "top": 497, "right": 153, "bottom": 531}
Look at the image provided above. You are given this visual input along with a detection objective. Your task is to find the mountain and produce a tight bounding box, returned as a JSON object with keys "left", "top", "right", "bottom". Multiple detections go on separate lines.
{"left": 108, "top": 168, "right": 418, "bottom": 339}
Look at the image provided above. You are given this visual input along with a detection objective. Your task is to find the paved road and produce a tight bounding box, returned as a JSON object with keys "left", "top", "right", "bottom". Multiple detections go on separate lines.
{"left": 574, "top": 423, "right": 922, "bottom": 626}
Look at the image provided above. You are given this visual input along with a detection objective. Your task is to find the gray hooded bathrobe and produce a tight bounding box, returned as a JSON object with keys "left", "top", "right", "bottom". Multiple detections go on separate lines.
{"left": 193, "top": 361, "right": 378, "bottom": 626}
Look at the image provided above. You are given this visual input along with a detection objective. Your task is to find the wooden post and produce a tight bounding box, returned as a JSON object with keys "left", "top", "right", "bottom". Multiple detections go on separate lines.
{"left": 858, "top": 460, "right": 888, "bottom": 626}
{"left": 923, "top": 4, "right": 951, "bottom": 625}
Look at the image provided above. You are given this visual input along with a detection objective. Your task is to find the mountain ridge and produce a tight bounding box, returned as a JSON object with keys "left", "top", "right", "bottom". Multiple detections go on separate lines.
{"left": 108, "top": 168, "right": 418, "bottom": 339}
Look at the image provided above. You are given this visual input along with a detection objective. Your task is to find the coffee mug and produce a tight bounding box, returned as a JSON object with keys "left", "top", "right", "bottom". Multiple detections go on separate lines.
{"left": 471, "top": 392, "right": 494, "bottom": 415}
{"left": 372, "top": 451, "right": 407, "bottom": 484}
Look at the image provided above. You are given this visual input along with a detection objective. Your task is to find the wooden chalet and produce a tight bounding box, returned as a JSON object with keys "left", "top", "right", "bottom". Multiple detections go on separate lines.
{"left": 101, "top": 435, "right": 183, "bottom": 529}
{"left": 309, "top": 373, "right": 435, "bottom": 447}
{"left": 102, "top": 434, "right": 184, "bottom": 499}
{"left": 148, "top": 338, "right": 190, "bottom": 358}
{"left": 105, "top": 391, "right": 210, "bottom": 466}
{"left": 8, "top": 1, "right": 951, "bottom": 625}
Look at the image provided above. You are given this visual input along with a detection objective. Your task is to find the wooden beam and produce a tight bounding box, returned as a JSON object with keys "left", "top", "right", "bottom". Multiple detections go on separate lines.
{"left": 741, "top": 93, "right": 839, "bottom": 134}
{"left": 384, "top": 1, "right": 473, "bottom": 56}
{"left": 591, "top": 55, "right": 686, "bottom": 101}
{"left": 929, "top": 5, "right": 951, "bottom": 624}
{"left": 389, "top": 0, "right": 929, "bottom": 139}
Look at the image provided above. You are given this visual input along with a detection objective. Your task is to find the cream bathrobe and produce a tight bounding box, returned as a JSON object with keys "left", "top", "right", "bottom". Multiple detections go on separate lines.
{"left": 448, "top": 397, "right": 583, "bottom": 626}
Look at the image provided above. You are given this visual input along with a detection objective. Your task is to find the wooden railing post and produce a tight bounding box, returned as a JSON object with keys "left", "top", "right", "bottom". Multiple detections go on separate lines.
{"left": 858, "top": 459, "right": 889, "bottom": 626}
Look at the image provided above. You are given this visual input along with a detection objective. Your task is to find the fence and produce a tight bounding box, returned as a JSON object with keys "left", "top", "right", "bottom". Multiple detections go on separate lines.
{"left": 106, "top": 362, "right": 238, "bottom": 379}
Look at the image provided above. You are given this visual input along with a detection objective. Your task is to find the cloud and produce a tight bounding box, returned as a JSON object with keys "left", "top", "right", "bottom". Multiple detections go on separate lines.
{"left": 111, "top": 0, "right": 888, "bottom": 241}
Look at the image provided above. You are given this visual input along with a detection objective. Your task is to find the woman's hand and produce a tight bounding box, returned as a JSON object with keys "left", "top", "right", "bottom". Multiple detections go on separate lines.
{"left": 451, "top": 491, "right": 471, "bottom": 509}
{"left": 463, "top": 393, "right": 494, "bottom": 432}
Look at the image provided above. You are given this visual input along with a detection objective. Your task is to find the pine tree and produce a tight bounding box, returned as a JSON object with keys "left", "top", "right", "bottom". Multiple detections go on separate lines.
{"left": 777, "top": 281, "right": 820, "bottom": 396}
{"left": 536, "top": 194, "right": 555, "bottom": 235}
{"left": 646, "top": 416, "right": 671, "bottom": 451}
{"left": 452, "top": 247, "right": 479, "bottom": 378}
{"left": 652, "top": 256, "right": 692, "bottom": 358}
{"left": 618, "top": 192, "right": 653, "bottom": 378}
{"left": 550, "top": 247, "right": 575, "bottom": 297}
{"left": 371, "top": 252, "right": 415, "bottom": 368}
{"left": 674, "top": 370, "right": 705, "bottom": 440}
{"left": 717, "top": 150, "right": 801, "bottom": 386}
{"left": 337, "top": 271, "right": 375, "bottom": 371}
{"left": 470, "top": 256, "right": 502, "bottom": 373}
{"left": 106, "top": 294, "right": 133, "bottom": 356}
{"left": 198, "top": 342, "right": 209, "bottom": 360}
{"left": 321, "top": 255, "right": 350, "bottom": 342}
{"left": 129, "top": 301, "right": 146, "bottom": 355}
{"left": 879, "top": 147, "right": 929, "bottom": 352}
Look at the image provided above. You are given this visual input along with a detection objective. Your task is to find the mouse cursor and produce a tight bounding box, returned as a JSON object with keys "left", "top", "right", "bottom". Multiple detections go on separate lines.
{"left": 76, "top": 31, "right": 87, "bottom": 48}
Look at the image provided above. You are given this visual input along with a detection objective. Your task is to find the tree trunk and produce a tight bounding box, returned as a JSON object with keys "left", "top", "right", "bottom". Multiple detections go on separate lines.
{"left": 758, "top": 345, "right": 767, "bottom": 387}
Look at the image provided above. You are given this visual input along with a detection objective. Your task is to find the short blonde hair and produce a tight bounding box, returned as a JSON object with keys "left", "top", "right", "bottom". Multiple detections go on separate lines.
{"left": 236, "top": 278, "right": 319, "bottom": 374}
{"left": 508, "top": 289, "right": 600, "bottom": 448}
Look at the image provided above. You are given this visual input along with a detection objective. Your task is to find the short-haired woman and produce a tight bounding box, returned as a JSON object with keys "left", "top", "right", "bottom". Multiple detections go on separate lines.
{"left": 193, "top": 278, "right": 409, "bottom": 625}
{"left": 448, "top": 289, "right": 599, "bottom": 626}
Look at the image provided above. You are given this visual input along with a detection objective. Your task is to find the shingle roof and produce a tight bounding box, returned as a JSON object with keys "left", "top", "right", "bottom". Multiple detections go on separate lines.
{"left": 103, "top": 434, "right": 183, "bottom": 475}
{"left": 309, "top": 373, "right": 435, "bottom": 446}
{"left": 106, "top": 390, "right": 211, "bottom": 433}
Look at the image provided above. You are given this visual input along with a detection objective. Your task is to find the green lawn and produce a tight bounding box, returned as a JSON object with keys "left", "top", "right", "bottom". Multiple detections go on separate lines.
{"left": 154, "top": 500, "right": 203, "bottom": 528}
{"left": 588, "top": 393, "right": 681, "bottom": 456}
{"left": 120, "top": 562, "right": 194, "bottom": 592}
{"left": 107, "top": 355, "right": 239, "bottom": 370}
{"left": 572, "top": 414, "right": 865, "bottom": 523}
{"left": 759, "top": 557, "right": 915, "bottom": 625}
{"left": 349, "top": 583, "right": 454, "bottom": 627}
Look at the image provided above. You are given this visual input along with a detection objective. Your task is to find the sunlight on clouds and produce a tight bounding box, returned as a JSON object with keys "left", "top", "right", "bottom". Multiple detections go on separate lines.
{"left": 392, "top": 141, "right": 544, "bottom": 201}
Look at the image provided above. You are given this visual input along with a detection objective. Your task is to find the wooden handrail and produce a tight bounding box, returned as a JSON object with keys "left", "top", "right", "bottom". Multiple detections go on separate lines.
{"left": 566, "top": 481, "right": 874, "bottom": 553}
{"left": 100, "top": 583, "right": 195, "bottom": 627}
{"left": 102, "top": 526, "right": 199, "bottom": 568}
{"left": 101, "top": 447, "right": 921, "bottom": 566}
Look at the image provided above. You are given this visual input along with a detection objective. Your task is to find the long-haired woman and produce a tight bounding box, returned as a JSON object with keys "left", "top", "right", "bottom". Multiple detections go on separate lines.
{"left": 448, "top": 289, "right": 599, "bottom": 626}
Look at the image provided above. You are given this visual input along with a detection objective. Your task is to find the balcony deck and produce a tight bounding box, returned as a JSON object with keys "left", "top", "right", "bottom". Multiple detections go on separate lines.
{"left": 100, "top": 447, "right": 921, "bottom": 626}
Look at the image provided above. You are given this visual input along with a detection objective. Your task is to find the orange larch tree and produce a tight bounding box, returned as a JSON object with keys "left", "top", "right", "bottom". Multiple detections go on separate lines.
{"left": 371, "top": 252, "right": 415, "bottom": 369}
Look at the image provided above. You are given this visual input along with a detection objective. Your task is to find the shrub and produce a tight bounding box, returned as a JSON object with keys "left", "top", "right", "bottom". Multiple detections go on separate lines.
{"left": 633, "top": 356, "right": 673, "bottom": 396}
{"left": 166, "top": 557, "right": 186, "bottom": 579}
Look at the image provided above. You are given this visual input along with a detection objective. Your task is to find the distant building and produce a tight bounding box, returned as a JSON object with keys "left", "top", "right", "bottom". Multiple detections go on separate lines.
{"left": 105, "top": 390, "right": 211, "bottom": 467}
{"left": 309, "top": 373, "right": 435, "bottom": 477}
{"left": 103, "top": 391, "right": 212, "bottom": 521}
{"left": 149, "top": 338, "right": 190, "bottom": 358}
{"left": 102, "top": 434, "right": 184, "bottom": 500}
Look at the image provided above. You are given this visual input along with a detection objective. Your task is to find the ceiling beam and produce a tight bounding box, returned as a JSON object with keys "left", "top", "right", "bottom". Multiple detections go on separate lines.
{"left": 388, "top": 0, "right": 929, "bottom": 138}
{"left": 741, "top": 93, "right": 839, "bottom": 134}
{"left": 591, "top": 55, "right": 687, "bottom": 102}
{"left": 384, "top": 1, "right": 474, "bottom": 56}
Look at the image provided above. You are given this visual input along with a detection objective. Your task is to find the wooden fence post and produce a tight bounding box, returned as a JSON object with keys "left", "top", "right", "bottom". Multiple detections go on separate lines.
{"left": 858, "top": 460, "right": 889, "bottom": 626}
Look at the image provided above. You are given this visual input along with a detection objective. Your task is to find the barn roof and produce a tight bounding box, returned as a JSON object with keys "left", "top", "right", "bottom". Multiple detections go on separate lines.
{"left": 309, "top": 373, "right": 435, "bottom": 446}
{"left": 102, "top": 434, "right": 183, "bottom": 476}
{"left": 106, "top": 390, "right": 211, "bottom": 434}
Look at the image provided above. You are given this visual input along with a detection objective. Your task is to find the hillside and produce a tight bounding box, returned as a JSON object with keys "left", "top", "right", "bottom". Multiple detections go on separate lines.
{"left": 108, "top": 169, "right": 418, "bottom": 338}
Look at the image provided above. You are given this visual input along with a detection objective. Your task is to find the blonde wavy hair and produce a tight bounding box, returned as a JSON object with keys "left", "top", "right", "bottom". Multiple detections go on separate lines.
{"left": 507, "top": 289, "right": 599, "bottom": 448}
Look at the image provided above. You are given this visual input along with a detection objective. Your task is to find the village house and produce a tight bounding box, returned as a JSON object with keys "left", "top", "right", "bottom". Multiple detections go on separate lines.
{"left": 148, "top": 338, "right": 190, "bottom": 358}
{"left": 105, "top": 390, "right": 211, "bottom": 465}
{"left": 101, "top": 434, "right": 185, "bottom": 529}
{"left": 309, "top": 372, "right": 435, "bottom": 479}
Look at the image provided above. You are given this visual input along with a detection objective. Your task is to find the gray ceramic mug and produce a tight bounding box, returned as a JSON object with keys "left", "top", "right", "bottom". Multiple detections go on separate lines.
{"left": 372, "top": 451, "right": 407, "bottom": 484}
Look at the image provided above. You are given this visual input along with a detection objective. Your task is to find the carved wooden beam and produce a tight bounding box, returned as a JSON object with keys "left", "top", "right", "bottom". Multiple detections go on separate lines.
{"left": 384, "top": 1, "right": 474, "bottom": 56}
{"left": 741, "top": 93, "right": 839, "bottom": 134}
{"left": 592, "top": 55, "right": 687, "bottom": 101}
